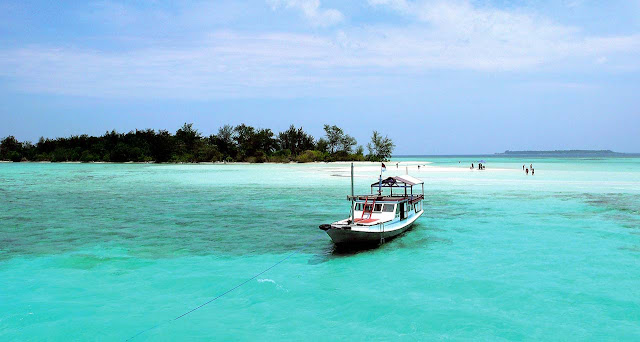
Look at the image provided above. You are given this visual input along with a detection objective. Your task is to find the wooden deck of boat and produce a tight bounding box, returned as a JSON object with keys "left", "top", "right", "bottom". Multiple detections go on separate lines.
{"left": 353, "top": 218, "right": 378, "bottom": 223}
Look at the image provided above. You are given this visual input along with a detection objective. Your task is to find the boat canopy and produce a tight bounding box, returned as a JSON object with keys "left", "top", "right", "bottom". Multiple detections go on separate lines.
{"left": 371, "top": 175, "right": 424, "bottom": 187}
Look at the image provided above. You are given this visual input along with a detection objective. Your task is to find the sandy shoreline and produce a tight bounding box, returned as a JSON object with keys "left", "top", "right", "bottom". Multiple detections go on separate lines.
{"left": 326, "top": 163, "right": 513, "bottom": 176}
{"left": 0, "top": 159, "right": 515, "bottom": 172}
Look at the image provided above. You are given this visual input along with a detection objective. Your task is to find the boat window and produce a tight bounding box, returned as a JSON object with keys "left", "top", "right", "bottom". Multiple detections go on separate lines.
{"left": 355, "top": 203, "right": 362, "bottom": 211}
{"left": 374, "top": 204, "right": 382, "bottom": 212}
{"left": 383, "top": 204, "right": 394, "bottom": 212}
{"left": 364, "top": 204, "right": 373, "bottom": 212}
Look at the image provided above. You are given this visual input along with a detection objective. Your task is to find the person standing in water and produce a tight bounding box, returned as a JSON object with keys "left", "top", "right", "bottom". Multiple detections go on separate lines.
{"left": 526, "top": 168, "right": 529, "bottom": 175}
{"left": 532, "top": 168, "right": 534, "bottom": 175}
{"left": 523, "top": 164, "right": 525, "bottom": 170}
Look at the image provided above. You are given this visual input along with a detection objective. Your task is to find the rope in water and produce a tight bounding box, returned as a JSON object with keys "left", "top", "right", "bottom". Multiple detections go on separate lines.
{"left": 125, "top": 233, "right": 324, "bottom": 341}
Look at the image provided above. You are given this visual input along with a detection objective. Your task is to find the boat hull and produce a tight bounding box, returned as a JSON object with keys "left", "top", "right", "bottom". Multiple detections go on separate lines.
{"left": 327, "top": 224, "right": 411, "bottom": 246}
{"left": 324, "top": 210, "right": 423, "bottom": 247}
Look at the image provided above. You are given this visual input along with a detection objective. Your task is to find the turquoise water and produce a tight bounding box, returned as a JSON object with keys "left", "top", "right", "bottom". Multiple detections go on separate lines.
{"left": 1, "top": 158, "right": 640, "bottom": 341}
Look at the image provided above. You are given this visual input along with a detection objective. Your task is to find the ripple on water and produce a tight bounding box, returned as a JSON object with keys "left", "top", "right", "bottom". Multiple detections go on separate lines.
{"left": 1, "top": 161, "right": 640, "bottom": 341}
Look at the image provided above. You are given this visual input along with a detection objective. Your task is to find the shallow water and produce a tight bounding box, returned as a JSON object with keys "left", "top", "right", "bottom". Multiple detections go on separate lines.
{"left": 1, "top": 158, "right": 640, "bottom": 341}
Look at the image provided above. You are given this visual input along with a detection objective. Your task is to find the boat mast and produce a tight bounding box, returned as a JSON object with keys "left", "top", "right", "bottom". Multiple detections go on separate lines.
{"left": 351, "top": 163, "right": 354, "bottom": 223}
{"left": 378, "top": 163, "right": 383, "bottom": 195}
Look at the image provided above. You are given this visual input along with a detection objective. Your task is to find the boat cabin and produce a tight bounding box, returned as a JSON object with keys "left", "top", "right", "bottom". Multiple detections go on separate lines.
{"left": 347, "top": 175, "right": 424, "bottom": 226}
{"left": 319, "top": 168, "right": 426, "bottom": 246}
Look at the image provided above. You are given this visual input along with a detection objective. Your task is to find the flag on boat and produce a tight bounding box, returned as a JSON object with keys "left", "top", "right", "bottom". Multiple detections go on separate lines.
{"left": 381, "top": 163, "right": 386, "bottom": 172}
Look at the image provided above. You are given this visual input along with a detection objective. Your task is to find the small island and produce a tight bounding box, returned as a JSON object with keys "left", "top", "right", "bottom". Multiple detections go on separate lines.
{"left": 0, "top": 123, "right": 395, "bottom": 163}
{"left": 495, "top": 150, "right": 630, "bottom": 157}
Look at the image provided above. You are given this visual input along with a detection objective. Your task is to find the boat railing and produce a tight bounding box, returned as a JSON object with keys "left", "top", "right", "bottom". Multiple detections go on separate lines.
{"left": 347, "top": 194, "right": 424, "bottom": 202}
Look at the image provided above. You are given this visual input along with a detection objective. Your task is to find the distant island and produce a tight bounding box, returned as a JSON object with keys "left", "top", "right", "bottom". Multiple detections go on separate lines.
{"left": 496, "top": 150, "right": 629, "bottom": 157}
{"left": 0, "top": 123, "right": 394, "bottom": 163}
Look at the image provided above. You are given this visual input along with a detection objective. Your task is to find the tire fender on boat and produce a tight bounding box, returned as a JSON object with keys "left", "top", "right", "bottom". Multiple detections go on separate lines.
{"left": 319, "top": 224, "right": 332, "bottom": 231}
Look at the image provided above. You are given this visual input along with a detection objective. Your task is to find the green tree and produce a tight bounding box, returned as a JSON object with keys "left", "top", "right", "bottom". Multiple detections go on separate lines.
{"left": 277, "top": 125, "right": 314, "bottom": 156}
{"left": 21, "top": 141, "right": 36, "bottom": 160}
{"left": 323, "top": 124, "right": 356, "bottom": 154}
{"left": 195, "top": 144, "right": 222, "bottom": 162}
{"left": 315, "top": 138, "right": 329, "bottom": 153}
{"left": 233, "top": 124, "right": 257, "bottom": 160}
{"left": 0, "top": 136, "right": 22, "bottom": 161}
{"left": 366, "top": 131, "right": 395, "bottom": 161}
{"left": 110, "top": 142, "right": 130, "bottom": 162}
{"left": 175, "top": 123, "right": 202, "bottom": 152}
{"left": 323, "top": 124, "right": 341, "bottom": 154}
{"left": 0, "top": 123, "right": 393, "bottom": 163}
{"left": 339, "top": 135, "right": 357, "bottom": 154}
{"left": 213, "top": 124, "right": 237, "bottom": 160}
{"left": 255, "top": 128, "right": 277, "bottom": 156}
{"left": 151, "top": 130, "right": 173, "bottom": 162}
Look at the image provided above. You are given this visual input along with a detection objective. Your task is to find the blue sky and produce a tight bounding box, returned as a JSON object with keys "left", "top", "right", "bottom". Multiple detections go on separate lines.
{"left": 1, "top": 0, "right": 639, "bottom": 154}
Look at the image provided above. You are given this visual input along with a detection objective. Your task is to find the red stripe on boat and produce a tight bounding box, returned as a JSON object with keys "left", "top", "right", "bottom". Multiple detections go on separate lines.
{"left": 354, "top": 218, "right": 379, "bottom": 223}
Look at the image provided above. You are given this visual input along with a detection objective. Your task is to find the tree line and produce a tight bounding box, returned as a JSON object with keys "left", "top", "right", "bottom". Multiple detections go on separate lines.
{"left": 0, "top": 124, "right": 395, "bottom": 163}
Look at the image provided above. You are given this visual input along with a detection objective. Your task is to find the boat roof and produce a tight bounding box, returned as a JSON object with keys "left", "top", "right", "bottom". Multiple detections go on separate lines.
{"left": 371, "top": 175, "right": 424, "bottom": 187}
{"left": 395, "top": 175, "right": 423, "bottom": 185}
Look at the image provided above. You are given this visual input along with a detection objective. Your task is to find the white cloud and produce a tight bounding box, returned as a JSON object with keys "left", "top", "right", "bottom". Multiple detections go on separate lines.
{"left": 0, "top": 33, "right": 354, "bottom": 99}
{"left": 0, "top": 0, "right": 638, "bottom": 99}
{"left": 365, "top": 0, "right": 640, "bottom": 69}
{"left": 368, "top": 0, "right": 410, "bottom": 12}
{"left": 86, "top": 1, "right": 249, "bottom": 32}
{"left": 267, "top": 0, "right": 344, "bottom": 27}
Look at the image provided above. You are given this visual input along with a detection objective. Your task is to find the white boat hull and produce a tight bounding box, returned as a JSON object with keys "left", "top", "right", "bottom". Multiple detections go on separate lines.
{"left": 324, "top": 210, "right": 423, "bottom": 247}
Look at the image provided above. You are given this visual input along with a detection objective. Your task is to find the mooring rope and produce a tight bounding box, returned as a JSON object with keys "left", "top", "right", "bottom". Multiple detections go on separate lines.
{"left": 125, "top": 233, "right": 324, "bottom": 341}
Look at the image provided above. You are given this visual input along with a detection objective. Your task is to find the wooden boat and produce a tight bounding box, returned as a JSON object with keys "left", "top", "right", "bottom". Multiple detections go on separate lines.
{"left": 319, "top": 163, "right": 424, "bottom": 247}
